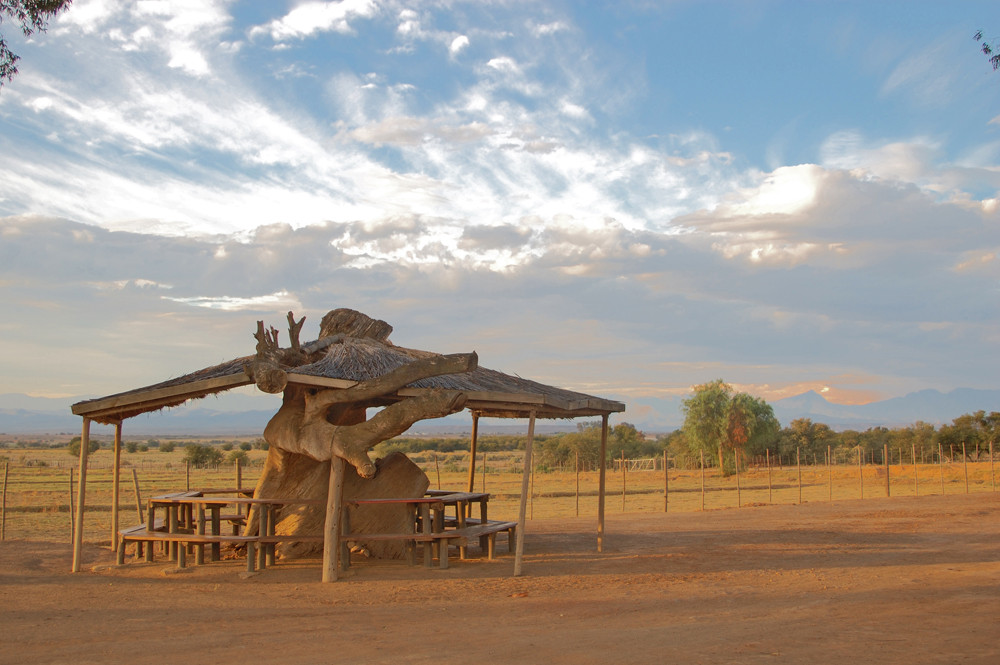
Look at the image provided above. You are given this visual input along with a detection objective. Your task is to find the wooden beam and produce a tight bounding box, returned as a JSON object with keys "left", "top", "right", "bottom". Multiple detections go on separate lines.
{"left": 71, "top": 418, "right": 90, "bottom": 573}
{"left": 514, "top": 410, "right": 536, "bottom": 577}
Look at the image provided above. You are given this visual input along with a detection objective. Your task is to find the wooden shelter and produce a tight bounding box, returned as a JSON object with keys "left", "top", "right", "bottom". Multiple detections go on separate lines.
{"left": 70, "top": 308, "right": 625, "bottom": 579}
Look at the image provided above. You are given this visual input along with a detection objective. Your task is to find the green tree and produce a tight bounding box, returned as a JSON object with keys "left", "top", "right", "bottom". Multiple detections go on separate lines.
{"left": 183, "top": 444, "right": 223, "bottom": 469}
{"left": 682, "top": 379, "right": 779, "bottom": 473}
{"left": 1, "top": 1, "right": 72, "bottom": 86}
{"left": 158, "top": 441, "right": 175, "bottom": 453}
{"left": 124, "top": 441, "right": 139, "bottom": 453}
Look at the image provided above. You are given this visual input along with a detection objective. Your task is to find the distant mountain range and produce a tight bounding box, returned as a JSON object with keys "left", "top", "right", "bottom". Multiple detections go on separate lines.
{"left": 1, "top": 388, "right": 998, "bottom": 437}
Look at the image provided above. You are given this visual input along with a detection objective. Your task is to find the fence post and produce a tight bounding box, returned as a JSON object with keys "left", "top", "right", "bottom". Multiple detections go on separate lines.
{"left": 796, "top": 447, "right": 802, "bottom": 504}
{"left": 766, "top": 449, "right": 772, "bottom": 504}
{"left": 990, "top": 441, "right": 997, "bottom": 492}
{"left": 962, "top": 441, "right": 969, "bottom": 494}
{"left": 1, "top": 462, "right": 7, "bottom": 541}
{"left": 912, "top": 443, "right": 918, "bottom": 496}
{"left": 575, "top": 451, "right": 580, "bottom": 517}
{"left": 735, "top": 454, "right": 741, "bottom": 508}
{"left": 939, "top": 443, "right": 945, "bottom": 494}
{"left": 131, "top": 468, "right": 143, "bottom": 524}
{"left": 827, "top": 445, "right": 833, "bottom": 501}
{"left": 884, "top": 443, "right": 890, "bottom": 498}
{"left": 700, "top": 449, "right": 706, "bottom": 511}
{"left": 663, "top": 450, "right": 669, "bottom": 513}
{"left": 621, "top": 450, "right": 626, "bottom": 512}
{"left": 858, "top": 446, "right": 864, "bottom": 499}
{"left": 69, "top": 467, "right": 75, "bottom": 541}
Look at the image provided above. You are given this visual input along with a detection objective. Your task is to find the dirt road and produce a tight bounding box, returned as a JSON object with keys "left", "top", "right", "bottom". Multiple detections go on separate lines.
{"left": 3, "top": 493, "right": 999, "bottom": 664}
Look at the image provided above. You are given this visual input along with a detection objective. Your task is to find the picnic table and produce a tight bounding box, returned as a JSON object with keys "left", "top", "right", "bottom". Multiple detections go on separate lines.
{"left": 117, "top": 489, "right": 515, "bottom": 573}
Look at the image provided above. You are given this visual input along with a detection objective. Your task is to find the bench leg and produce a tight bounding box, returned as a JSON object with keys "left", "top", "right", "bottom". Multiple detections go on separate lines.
{"left": 487, "top": 533, "right": 496, "bottom": 560}
{"left": 508, "top": 527, "right": 516, "bottom": 553}
{"left": 177, "top": 543, "right": 186, "bottom": 569}
{"left": 145, "top": 540, "right": 155, "bottom": 563}
{"left": 246, "top": 542, "right": 256, "bottom": 573}
{"left": 439, "top": 538, "right": 450, "bottom": 569}
{"left": 116, "top": 539, "right": 126, "bottom": 565}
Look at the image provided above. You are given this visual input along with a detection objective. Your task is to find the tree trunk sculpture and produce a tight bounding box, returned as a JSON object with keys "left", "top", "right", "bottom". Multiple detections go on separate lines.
{"left": 242, "top": 308, "right": 476, "bottom": 559}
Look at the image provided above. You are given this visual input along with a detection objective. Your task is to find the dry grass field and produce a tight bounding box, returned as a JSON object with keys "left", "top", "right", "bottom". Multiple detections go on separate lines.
{"left": 2, "top": 490, "right": 999, "bottom": 664}
{"left": 1, "top": 444, "right": 997, "bottom": 543}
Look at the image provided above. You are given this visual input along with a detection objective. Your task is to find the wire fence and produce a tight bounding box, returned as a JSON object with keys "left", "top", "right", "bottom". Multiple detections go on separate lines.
{"left": 2, "top": 443, "right": 997, "bottom": 545}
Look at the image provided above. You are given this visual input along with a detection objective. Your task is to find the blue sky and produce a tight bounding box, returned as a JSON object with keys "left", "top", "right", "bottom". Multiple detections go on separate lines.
{"left": 2, "top": 0, "right": 1000, "bottom": 426}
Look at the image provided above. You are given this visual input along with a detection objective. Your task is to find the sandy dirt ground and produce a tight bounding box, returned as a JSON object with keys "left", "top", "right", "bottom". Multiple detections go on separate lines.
{"left": 3, "top": 493, "right": 1000, "bottom": 665}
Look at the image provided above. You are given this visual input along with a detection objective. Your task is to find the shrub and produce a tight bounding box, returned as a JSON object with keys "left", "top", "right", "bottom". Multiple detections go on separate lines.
{"left": 158, "top": 441, "right": 175, "bottom": 453}
{"left": 67, "top": 436, "right": 100, "bottom": 456}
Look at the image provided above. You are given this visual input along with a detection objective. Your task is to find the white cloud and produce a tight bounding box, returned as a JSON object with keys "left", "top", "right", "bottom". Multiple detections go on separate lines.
{"left": 250, "top": 0, "right": 378, "bottom": 41}
{"left": 449, "top": 35, "right": 470, "bottom": 56}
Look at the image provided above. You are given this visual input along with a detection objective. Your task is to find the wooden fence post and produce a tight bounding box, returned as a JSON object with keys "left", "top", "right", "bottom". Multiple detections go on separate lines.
{"left": 735, "top": 454, "right": 741, "bottom": 508}
{"left": 884, "top": 443, "right": 890, "bottom": 498}
{"left": 700, "top": 449, "right": 706, "bottom": 511}
{"left": 621, "top": 450, "right": 626, "bottom": 512}
{"left": 939, "top": 443, "right": 945, "bottom": 494}
{"left": 575, "top": 451, "right": 580, "bottom": 517}
{"left": 663, "top": 450, "right": 669, "bottom": 513}
{"left": 912, "top": 444, "right": 918, "bottom": 496}
{"left": 827, "top": 445, "right": 833, "bottom": 501}
{"left": 1, "top": 462, "right": 7, "bottom": 541}
{"left": 69, "top": 468, "right": 75, "bottom": 540}
{"left": 766, "top": 449, "right": 772, "bottom": 504}
{"left": 131, "top": 468, "right": 143, "bottom": 524}
{"left": 962, "top": 441, "right": 969, "bottom": 494}
{"left": 858, "top": 446, "right": 864, "bottom": 499}
{"left": 796, "top": 447, "right": 802, "bottom": 504}
{"left": 990, "top": 441, "right": 997, "bottom": 492}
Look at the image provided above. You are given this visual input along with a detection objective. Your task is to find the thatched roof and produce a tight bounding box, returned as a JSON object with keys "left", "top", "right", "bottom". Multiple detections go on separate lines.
{"left": 72, "top": 334, "right": 624, "bottom": 425}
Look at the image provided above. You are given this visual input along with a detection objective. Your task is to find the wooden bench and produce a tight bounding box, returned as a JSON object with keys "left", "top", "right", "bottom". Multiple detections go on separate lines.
{"left": 117, "top": 526, "right": 259, "bottom": 571}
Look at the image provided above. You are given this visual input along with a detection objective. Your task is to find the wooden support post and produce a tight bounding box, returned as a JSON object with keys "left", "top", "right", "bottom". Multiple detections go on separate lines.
{"left": 884, "top": 443, "right": 890, "bottom": 497}
{"left": 185, "top": 461, "right": 190, "bottom": 492}
{"left": 131, "top": 469, "right": 143, "bottom": 524}
{"left": 71, "top": 418, "right": 91, "bottom": 573}
{"left": 597, "top": 413, "right": 608, "bottom": 554}
{"left": 514, "top": 410, "right": 536, "bottom": 576}
{"left": 467, "top": 413, "right": 479, "bottom": 494}
{"left": 912, "top": 444, "right": 918, "bottom": 496}
{"left": 322, "top": 457, "right": 346, "bottom": 582}
{"left": 111, "top": 421, "right": 122, "bottom": 553}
